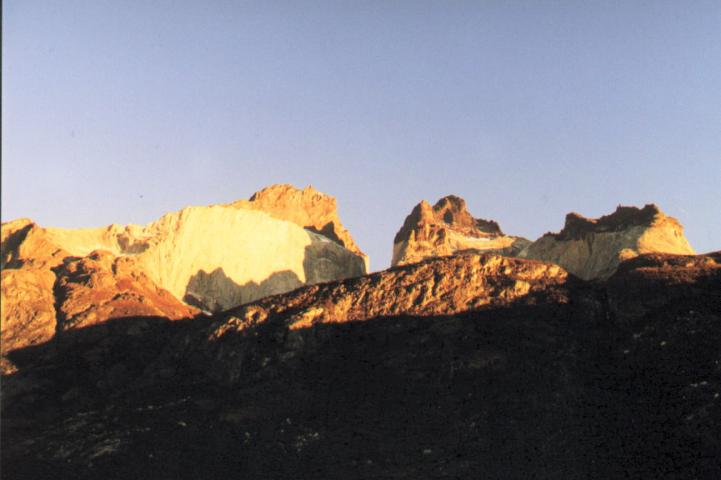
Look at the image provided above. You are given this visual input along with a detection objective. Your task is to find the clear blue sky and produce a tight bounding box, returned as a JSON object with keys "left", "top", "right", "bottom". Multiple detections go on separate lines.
{"left": 3, "top": 1, "right": 720, "bottom": 270}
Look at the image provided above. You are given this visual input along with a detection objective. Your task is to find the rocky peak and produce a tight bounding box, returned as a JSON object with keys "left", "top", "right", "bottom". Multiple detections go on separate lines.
{"left": 556, "top": 204, "right": 663, "bottom": 241}
{"left": 394, "top": 196, "right": 502, "bottom": 245}
{"left": 231, "top": 184, "right": 366, "bottom": 260}
{"left": 521, "top": 204, "right": 694, "bottom": 280}
{"left": 391, "top": 195, "right": 527, "bottom": 267}
{"left": 1, "top": 185, "right": 368, "bottom": 356}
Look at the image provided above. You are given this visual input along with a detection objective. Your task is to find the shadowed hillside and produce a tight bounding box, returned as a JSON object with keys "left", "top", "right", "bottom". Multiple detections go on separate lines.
{"left": 2, "top": 251, "right": 720, "bottom": 479}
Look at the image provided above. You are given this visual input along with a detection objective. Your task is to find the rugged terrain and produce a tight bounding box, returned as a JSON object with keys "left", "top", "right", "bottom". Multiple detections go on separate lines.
{"left": 391, "top": 195, "right": 529, "bottom": 267}
{"left": 3, "top": 250, "right": 720, "bottom": 479}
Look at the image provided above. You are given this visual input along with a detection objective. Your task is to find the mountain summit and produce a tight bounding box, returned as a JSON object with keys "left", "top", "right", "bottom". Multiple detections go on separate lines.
{"left": 1, "top": 185, "right": 366, "bottom": 367}
{"left": 391, "top": 195, "right": 529, "bottom": 267}
{"left": 520, "top": 204, "right": 694, "bottom": 279}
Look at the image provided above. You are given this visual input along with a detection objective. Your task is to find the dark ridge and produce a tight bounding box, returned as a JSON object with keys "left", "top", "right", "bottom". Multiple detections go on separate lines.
{"left": 3, "top": 253, "right": 720, "bottom": 479}
{"left": 1, "top": 221, "right": 35, "bottom": 269}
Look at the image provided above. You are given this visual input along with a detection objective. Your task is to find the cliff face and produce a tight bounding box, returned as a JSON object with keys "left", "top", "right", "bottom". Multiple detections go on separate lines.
{"left": 47, "top": 204, "right": 365, "bottom": 312}
{"left": 231, "top": 184, "right": 367, "bottom": 268}
{"left": 1, "top": 185, "right": 366, "bottom": 316}
{"left": 520, "top": 204, "right": 694, "bottom": 280}
{"left": 1, "top": 186, "right": 367, "bottom": 370}
{"left": 392, "top": 196, "right": 529, "bottom": 267}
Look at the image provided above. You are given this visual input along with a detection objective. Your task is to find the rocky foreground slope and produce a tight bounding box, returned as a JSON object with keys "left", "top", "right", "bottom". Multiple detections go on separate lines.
{"left": 391, "top": 195, "right": 529, "bottom": 267}
{"left": 1, "top": 185, "right": 366, "bottom": 366}
{"left": 520, "top": 204, "right": 695, "bottom": 280}
{"left": 3, "top": 250, "right": 720, "bottom": 479}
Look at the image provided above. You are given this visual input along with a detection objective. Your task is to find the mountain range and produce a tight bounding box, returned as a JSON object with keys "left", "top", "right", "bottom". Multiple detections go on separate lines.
{"left": 1, "top": 184, "right": 718, "bottom": 479}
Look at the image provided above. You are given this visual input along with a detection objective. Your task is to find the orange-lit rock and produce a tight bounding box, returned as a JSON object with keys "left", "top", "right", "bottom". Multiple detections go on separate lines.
{"left": 520, "top": 204, "right": 695, "bottom": 280}
{"left": 391, "top": 195, "right": 529, "bottom": 267}
{"left": 231, "top": 184, "right": 367, "bottom": 263}
{"left": 214, "top": 252, "right": 569, "bottom": 336}
{"left": 54, "top": 250, "right": 198, "bottom": 332}
{"left": 0, "top": 266, "right": 57, "bottom": 358}
{"left": 2, "top": 185, "right": 367, "bottom": 315}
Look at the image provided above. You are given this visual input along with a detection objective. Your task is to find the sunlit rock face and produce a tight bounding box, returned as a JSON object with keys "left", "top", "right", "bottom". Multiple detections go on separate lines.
{"left": 0, "top": 266, "right": 57, "bottom": 364}
{"left": 0, "top": 232, "right": 197, "bottom": 373}
{"left": 0, "top": 184, "right": 367, "bottom": 353}
{"left": 41, "top": 205, "right": 365, "bottom": 312}
{"left": 391, "top": 195, "right": 530, "bottom": 267}
{"left": 520, "top": 204, "right": 695, "bottom": 280}
{"left": 229, "top": 184, "right": 368, "bottom": 270}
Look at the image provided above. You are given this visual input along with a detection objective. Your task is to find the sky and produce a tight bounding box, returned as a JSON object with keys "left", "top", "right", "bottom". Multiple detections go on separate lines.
{"left": 3, "top": 1, "right": 720, "bottom": 270}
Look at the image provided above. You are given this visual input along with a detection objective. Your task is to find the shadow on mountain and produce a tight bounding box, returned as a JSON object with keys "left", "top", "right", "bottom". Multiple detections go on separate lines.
{"left": 302, "top": 235, "right": 366, "bottom": 285}
{"left": 183, "top": 268, "right": 303, "bottom": 312}
{"left": 2, "top": 315, "right": 211, "bottom": 415}
{"left": 1, "top": 222, "right": 34, "bottom": 268}
{"left": 2, "top": 274, "right": 720, "bottom": 480}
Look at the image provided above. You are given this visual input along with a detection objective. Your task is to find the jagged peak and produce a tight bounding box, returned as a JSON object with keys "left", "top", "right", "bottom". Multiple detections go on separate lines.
{"left": 230, "top": 184, "right": 365, "bottom": 258}
{"left": 394, "top": 195, "right": 503, "bottom": 244}
{"left": 248, "top": 183, "right": 332, "bottom": 205}
{"left": 552, "top": 204, "right": 671, "bottom": 240}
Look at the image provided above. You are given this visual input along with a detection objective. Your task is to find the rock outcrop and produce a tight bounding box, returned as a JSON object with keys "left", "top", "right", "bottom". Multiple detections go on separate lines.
{"left": 54, "top": 250, "right": 197, "bottom": 332}
{"left": 520, "top": 204, "right": 695, "bottom": 280}
{"left": 0, "top": 224, "right": 198, "bottom": 372}
{"left": 0, "top": 266, "right": 57, "bottom": 361}
{"left": 213, "top": 252, "right": 569, "bottom": 338}
{"left": 391, "top": 195, "right": 529, "bottom": 267}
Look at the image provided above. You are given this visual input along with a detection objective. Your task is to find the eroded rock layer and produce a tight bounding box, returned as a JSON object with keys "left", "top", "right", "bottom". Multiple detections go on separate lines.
{"left": 520, "top": 204, "right": 695, "bottom": 280}
{"left": 392, "top": 195, "right": 529, "bottom": 267}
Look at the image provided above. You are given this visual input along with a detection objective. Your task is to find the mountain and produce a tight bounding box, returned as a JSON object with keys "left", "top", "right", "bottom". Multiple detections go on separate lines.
{"left": 229, "top": 184, "right": 367, "bottom": 267}
{"left": 3, "top": 249, "right": 719, "bottom": 479}
{"left": 520, "top": 204, "right": 695, "bottom": 280}
{"left": 2, "top": 194, "right": 719, "bottom": 478}
{"left": 0, "top": 185, "right": 366, "bottom": 370}
{"left": 391, "top": 195, "right": 529, "bottom": 267}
